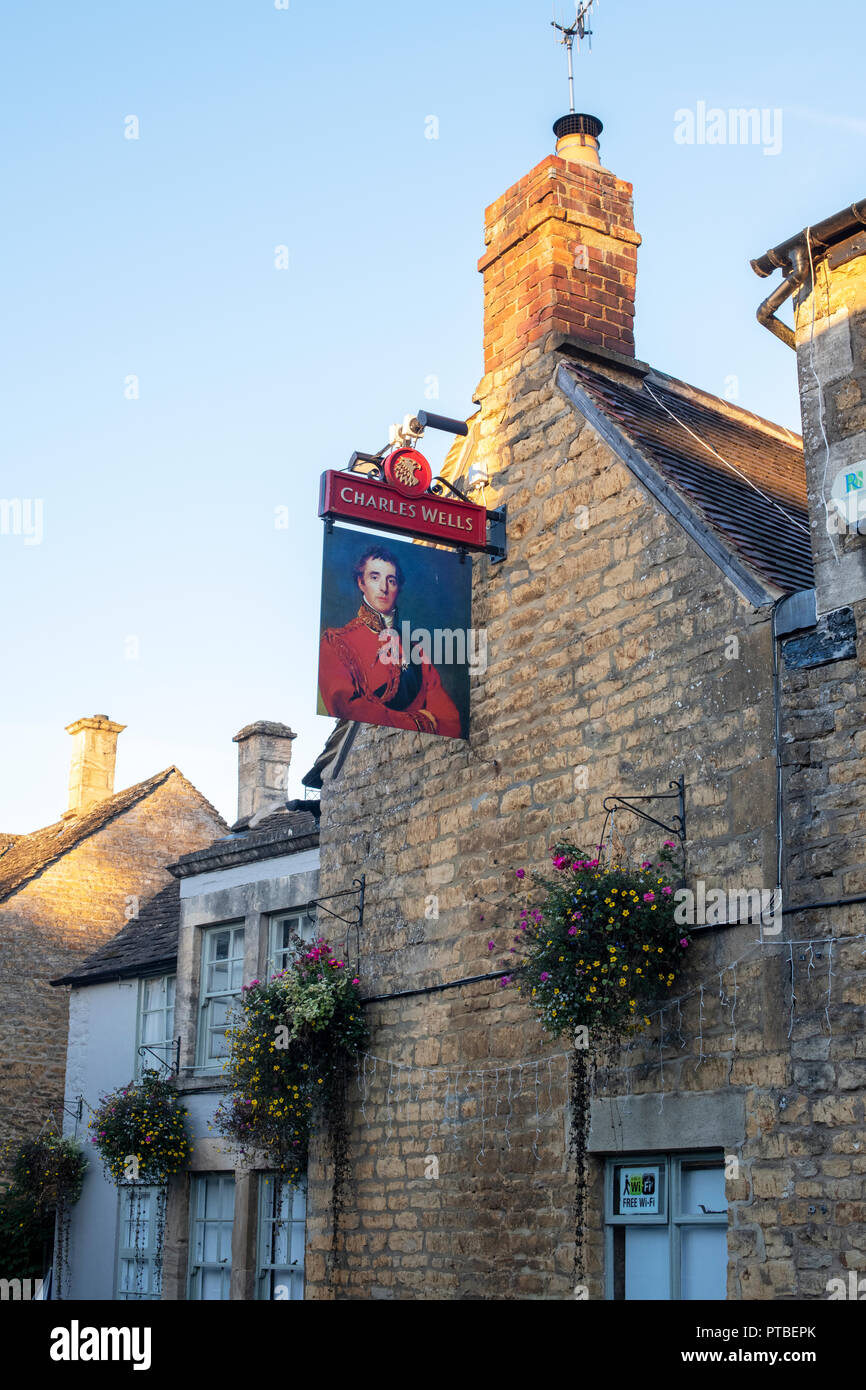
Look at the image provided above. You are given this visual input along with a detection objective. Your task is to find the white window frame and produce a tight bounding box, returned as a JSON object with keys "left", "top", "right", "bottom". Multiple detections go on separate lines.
{"left": 256, "top": 1173, "right": 306, "bottom": 1300}
{"left": 604, "top": 1151, "right": 727, "bottom": 1300}
{"left": 266, "top": 911, "right": 316, "bottom": 979}
{"left": 196, "top": 923, "right": 245, "bottom": 1070}
{"left": 115, "top": 1184, "right": 165, "bottom": 1300}
{"left": 188, "top": 1173, "right": 235, "bottom": 1301}
{"left": 135, "top": 974, "right": 176, "bottom": 1077}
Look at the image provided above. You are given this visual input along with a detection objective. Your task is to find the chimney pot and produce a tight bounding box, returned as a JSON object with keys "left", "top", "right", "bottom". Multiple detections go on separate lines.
{"left": 233, "top": 721, "right": 297, "bottom": 823}
{"left": 65, "top": 715, "right": 126, "bottom": 815}
{"left": 553, "top": 112, "right": 603, "bottom": 167}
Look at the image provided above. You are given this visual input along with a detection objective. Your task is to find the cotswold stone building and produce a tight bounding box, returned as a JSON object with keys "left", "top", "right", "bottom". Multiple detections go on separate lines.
{"left": 299, "top": 118, "right": 866, "bottom": 1299}
{"left": 0, "top": 715, "right": 226, "bottom": 1158}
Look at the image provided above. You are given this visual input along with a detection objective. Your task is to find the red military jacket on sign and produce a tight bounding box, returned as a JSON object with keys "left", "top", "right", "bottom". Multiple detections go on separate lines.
{"left": 318, "top": 604, "right": 462, "bottom": 738}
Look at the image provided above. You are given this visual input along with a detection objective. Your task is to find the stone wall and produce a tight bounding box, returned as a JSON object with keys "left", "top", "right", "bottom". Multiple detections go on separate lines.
{"left": 305, "top": 335, "right": 824, "bottom": 1299}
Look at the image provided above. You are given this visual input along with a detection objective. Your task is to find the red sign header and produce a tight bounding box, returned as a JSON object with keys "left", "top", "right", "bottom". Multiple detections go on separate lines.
{"left": 319, "top": 470, "right": 489, "bottom": 551}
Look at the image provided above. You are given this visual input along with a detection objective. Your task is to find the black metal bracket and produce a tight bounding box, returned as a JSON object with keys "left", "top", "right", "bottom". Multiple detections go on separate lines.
{"left": 347, "top": 450, "right": 385, "bottom": 477}
{"left": 486, "top": 504, "right": 507, "bottom": 563}
{"left": 430, "top": 474, "right": 472, "bottom": 503}
{"left": 598, "top": 776, "right": 687, "bottom": 884}
{"left": 302, "top": 875, "right": 365, "bottom": 969}
{"left": 137, "top": 1038, "right": 181, "bottom": 1077}
{"left": 61, "top": 1096, "right": 84, "bottom": 1124}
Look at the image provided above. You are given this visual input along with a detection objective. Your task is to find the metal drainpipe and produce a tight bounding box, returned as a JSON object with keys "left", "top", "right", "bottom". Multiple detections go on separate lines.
{"left": 755, "top": 242, "right": 810, "bottom": 348}
{"left": 763, "top": 597, "right": 787, "bottom": 932}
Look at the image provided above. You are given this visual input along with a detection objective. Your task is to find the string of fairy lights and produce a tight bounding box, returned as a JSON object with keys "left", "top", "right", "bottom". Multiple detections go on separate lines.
{"left": 352, "top": 930, "right": 866, "bottom": 1159}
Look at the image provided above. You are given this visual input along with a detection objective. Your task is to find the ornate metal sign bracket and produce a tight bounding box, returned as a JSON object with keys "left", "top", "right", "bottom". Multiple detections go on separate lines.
{"left": 137, "top": 1037, "right": 181, "bottom": 1076}
{"left": 304, "top": 874, "right": 366, "bottom": 968}
{"left": 599, "top": 775, "right": 687, "bottom": 884}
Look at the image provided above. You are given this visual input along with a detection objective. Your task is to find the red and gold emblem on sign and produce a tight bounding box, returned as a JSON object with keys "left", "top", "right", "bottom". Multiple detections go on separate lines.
{"left": 382, "top": 447, "right": 433, "bottom": 497}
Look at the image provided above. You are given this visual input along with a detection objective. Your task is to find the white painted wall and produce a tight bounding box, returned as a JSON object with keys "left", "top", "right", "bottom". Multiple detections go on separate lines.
{"left": 62, "top": 979, "right": 139, "bottom": 1300}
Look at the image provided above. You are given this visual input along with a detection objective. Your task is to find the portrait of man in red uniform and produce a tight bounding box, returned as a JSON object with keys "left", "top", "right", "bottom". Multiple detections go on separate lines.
{"left": 318, "top": 541, "right": 464, "bottom": 738}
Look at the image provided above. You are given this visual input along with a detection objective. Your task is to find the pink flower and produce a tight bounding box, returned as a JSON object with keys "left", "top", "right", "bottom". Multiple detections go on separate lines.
{"left": 588, "top": 859, "right": 599, "bottom": 868}
{"left": 352, "top": 977, "right": 360, "bottom": 984}
{"left": 540, "top": 972, "right": 550, "bottom": 982}
{"left": 640, "top": 860, "right": 652, "bottom": 870}
{"left": 661, "top": 886, "right": 673, "bottom": 896}
{"left": 487, "top": 940, "right": 496, "bottom": 951}
{"left": 567, "top": 926, "right": 577, "bottom": 935}
{"left": 499, "top": 976, "right": 512, "bottom": 988}
{"left": 680, "top": 939, "right": 689, "bottom": 948}
{"left": 553, "top": 856, "right": 567, "bottom": 869}
{"left": 663, "top": 840, "right": 675, "bottom": 850}
{"left": 515, "top": 868, "right": 525, "bottom": 879}
{"left": 572, "top": 861, "right": 582, "bottom": 870}
{"left": 643, "top": 892, "right": 655, "bottom": 902}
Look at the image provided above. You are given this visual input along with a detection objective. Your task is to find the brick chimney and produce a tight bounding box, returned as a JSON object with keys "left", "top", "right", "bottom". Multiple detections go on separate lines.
{"left": 478, "top": 114, "right": 640, "bottom": 378}
{"left": 233, "top": 721, "right": 297, "bottom": 824}
{"left": 65, "top": 715, "right": 126, "bottom": 815}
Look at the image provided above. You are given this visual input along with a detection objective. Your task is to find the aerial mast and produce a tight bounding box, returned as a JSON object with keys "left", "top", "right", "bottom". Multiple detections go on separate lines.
{"left": 551, "top": 1, "right": 599, "bottom": 114}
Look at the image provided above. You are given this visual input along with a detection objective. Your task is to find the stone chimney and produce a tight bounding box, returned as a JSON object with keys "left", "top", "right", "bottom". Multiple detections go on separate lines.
{"left": 233, "top": 721, "right": 297, "bottom": 823}
{"left": 65, "top": 715, "right": 126, "bottom": 815}
{"left": 793, "top": 227, "right": 866, "bottom": 615}
{"left": 478, "top": 113, "right": 640, "bottom": 380}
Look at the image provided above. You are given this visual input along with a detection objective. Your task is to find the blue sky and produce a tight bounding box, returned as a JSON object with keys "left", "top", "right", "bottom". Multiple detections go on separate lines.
{"left": 1, "top": 0, "right": 864, "bottom": 830}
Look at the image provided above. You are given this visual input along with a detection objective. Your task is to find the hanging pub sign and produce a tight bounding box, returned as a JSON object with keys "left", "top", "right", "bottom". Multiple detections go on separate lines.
{"left": 316, "top": 525, "right": 475, "bottom": 740}
{"left": 319, "top": 451, "right": 490, "bottom": 551}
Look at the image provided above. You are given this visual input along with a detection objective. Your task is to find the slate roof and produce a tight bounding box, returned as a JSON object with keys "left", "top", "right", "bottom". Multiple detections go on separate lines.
{"left": 169, "top": 804, "right": 320, "bottom": 879}
{"left": 559, "top": 360, "right": 814, "bottom": 597}
{"left": 0, "top": 768, "right": 224, "bottom": 905}
{"left": 52, "top": 880, "right": 182, "bottom": 987}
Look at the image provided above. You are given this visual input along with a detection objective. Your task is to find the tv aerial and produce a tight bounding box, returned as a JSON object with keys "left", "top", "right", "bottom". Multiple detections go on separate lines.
{"left": 551, "top": 0, "right": 600, "bottom": 113}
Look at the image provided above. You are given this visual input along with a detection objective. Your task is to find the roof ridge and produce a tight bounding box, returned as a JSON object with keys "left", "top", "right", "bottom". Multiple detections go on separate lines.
{"left": 0, "top": 765, "right": 224, "bottom": 904}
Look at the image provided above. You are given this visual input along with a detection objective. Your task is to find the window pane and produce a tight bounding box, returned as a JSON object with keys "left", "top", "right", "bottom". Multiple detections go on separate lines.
{"left": 624, "top": 1226, "right": 669, "bottom": 1300}
{"left": 681, "top": 1225, "right": 727, "bottom": 1299}
{"left": 290, "top": 1220, "right": 305, "bottom": 1266}
{"left": 201, "top": 1269, "right": 224, "bottom": 1300}
{"left": 680, "top": 1163, "right": 727, "bottom": 1217}
{"left": 143, "top": 978, "right": 163, "bottom": 1011}
{"left": 142, "top": 1010, "right": 163, "bottom": 1045}
{"left": 212, "top": 932, "right": 231, "bottom": 961}
{"left": 208, "top": 959, "right": 230, "bottom": 993}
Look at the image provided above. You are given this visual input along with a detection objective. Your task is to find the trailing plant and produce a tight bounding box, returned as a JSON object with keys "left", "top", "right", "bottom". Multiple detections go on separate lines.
{"left": 88, "top": 1069, "right": 190, "bottom": 1296}
{"left": 499, "top": 841, "right": 689, "bottom": 1042}
{"left": 1, "top": 1132, "right": 87, "bottom": 1297}
{"left": 89, "top": 1069, "right": 192, "bottom": 1185}
{"left": 490, "top": 840, "right": 689, "bottom": 1286}
{"left": 215, "top": 938, "right": 368, "bottom": 1282}
{"left": 10, "top": 1134, "right": 87, "bottom": 1211}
